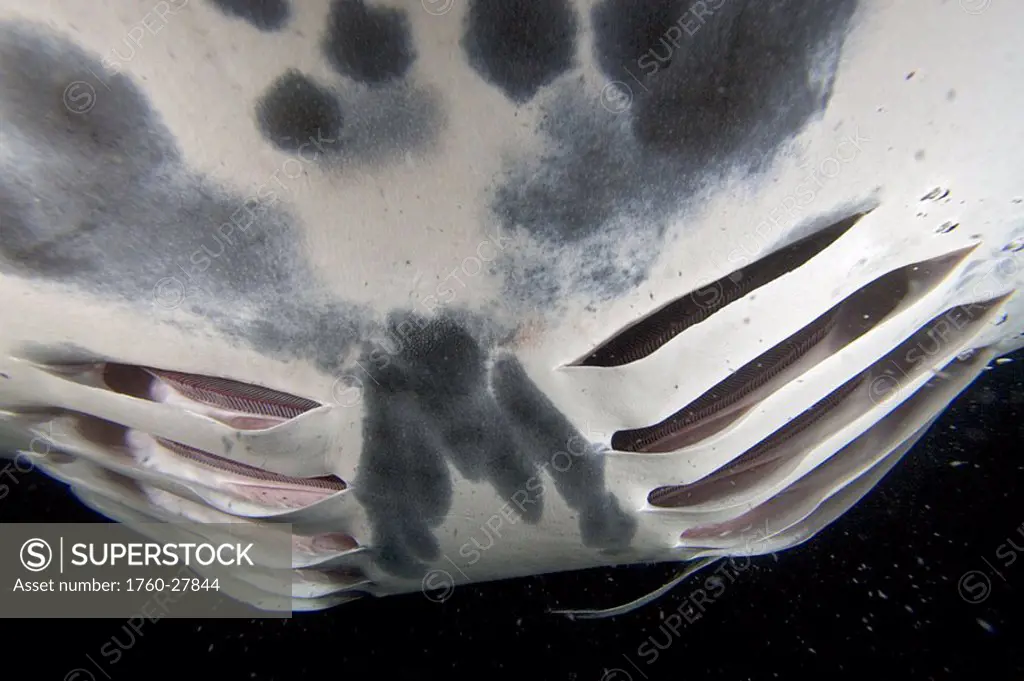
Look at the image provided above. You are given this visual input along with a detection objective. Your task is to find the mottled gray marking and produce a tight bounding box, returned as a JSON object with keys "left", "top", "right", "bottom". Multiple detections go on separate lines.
{"left": 319, "top": 81, "right": 444, "bottom": 170}
{"left": 491, "top": 0, "right": 859, "bottom": 307}
{"left": 490, "top": 355, "right": 636, "bottom": 549}
{"left": 354, "top": 312, "right": 636, "bottom": 578}
{"left": 15, "top": 343, "right": 112, "bottom": 365}
{"left": 0, "top": 22, "right": 365, "bottom": 373}
{"left": 490, "top": 83, "right": 682, "bottom": 306}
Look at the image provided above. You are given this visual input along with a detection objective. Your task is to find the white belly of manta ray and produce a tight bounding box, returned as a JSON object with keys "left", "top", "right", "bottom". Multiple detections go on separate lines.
{"left": 0, "top": 0, "right": 1022, "bottom": 614}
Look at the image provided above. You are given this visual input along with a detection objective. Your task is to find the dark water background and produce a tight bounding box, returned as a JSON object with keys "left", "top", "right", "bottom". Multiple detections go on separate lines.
{"left": 2, "top": 349, "right": 1022, "bottom": 680}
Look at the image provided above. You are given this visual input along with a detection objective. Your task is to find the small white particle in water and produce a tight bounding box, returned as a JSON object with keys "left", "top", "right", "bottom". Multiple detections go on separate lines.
{"left": 949, "top": 460, "right": 968, "bottom": 467}
{"left": 878, "top": 590, "right": 888, "bottom": 600}
{"left": 808, "top": 648, "right": 817, "bottom": 654}
{"left": 905, "top": 605, "right": 914, "bottom": 614}
{"left": 209, "top": 644, "right": 214, "bottom": 652}
{"left": 977, "top": 618, "right": 995, "bottom": 633}
{"left": 916, "top": 557, "right": 925, "bottom": 566}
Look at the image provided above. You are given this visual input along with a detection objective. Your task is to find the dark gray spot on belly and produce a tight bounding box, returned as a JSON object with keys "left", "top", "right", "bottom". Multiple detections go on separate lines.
{"left": 206, "top": 0, "right": 291, "bottom": 31}
{"left": 0, "top": 22, "right": 363, "bottom": 373}
{"left": 354, "top": 311, "right": 635, "bottom": 578}
{"left": 592, "top": 0, "right": 859, "bottom": 158}
{"left": 256, "top": 70, "right": 344, "bottom": 153}
{"left": 490, "top": 356, "right": 637, "bottom": 549}
{"left": 461, "top": 0, "right": 578, "bottom": 103}
{"left": 322, "top": 0, "right": 414, "bottom": 85}
{"left": 232, "top": 300, "right": 366, "bottom": 373}
{"left": 490, "top": 0, "right": 859, "bottom": 307}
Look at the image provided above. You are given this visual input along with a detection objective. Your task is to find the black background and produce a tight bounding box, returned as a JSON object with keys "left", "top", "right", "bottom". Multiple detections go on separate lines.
{"left": 2, "top": 350, "right": 1022, "bottom": 681}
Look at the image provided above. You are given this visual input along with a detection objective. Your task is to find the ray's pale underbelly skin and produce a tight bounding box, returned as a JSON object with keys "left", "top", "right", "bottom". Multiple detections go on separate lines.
{"left": 0, "top": 0, "right": 1022, "bottom": 611}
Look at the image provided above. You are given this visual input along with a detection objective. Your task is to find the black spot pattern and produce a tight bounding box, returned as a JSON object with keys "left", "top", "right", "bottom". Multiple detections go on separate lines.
{"left": 206, "top": 0, "right": 291, "bottom": 31}
{"left": 0, "top": 22, "right": 364, "bottom": 373}
{"left": 322, "top": 0, "right": 414, "bottom": 85}
{"left": 461, "top": 0, "right": 578, "bottom": 103}
{"left": 490, "top": 0, "right": 859, "bottom": 306}
{"left": 256, "top": 70, "right": 344, "bottom": 153}
{"left": 354, "top": 313, "right": 636, "bottom": 578}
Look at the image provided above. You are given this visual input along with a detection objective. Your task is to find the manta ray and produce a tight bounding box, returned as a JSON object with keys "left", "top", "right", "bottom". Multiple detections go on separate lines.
{"left": 0, "top": 0, "right": 1021, "bottom": 613}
